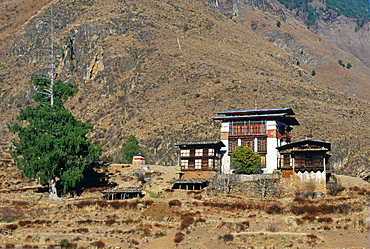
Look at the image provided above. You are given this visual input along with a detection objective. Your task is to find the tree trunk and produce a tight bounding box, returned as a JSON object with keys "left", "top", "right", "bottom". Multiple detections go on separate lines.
{"left": 49, "top": 177, "right": 59, "bottom": 200}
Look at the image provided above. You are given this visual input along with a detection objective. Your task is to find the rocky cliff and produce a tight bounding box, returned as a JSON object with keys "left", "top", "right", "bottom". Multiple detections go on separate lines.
{"left": 1, "top": 0, "right": 369, "bottom": 178}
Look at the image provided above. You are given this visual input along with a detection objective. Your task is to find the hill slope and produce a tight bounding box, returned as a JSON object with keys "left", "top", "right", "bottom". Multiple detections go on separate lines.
{"left": 0, "top": 0, "right": 369, "bottom": 178}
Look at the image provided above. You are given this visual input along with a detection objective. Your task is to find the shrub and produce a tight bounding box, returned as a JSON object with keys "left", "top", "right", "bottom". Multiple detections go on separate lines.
{"left": 307, "top": 234, "right": 318, "bottom": 242}
{"left": 144, "top": 200, "right": 154, "bottom": 206}
{"left": 302, "top": 214, "right": 316, "bottom": 222}
{"left": 122, "top": 218, "right": 137, "bottom": 224}
{"left": 97, "top": 200, "right": 108, "bottom": 208}
{"left": 266, "top": 203, "right": 283, "bottom": 214}
{"left": 301, "top": 204, "right": 320, "bottom": 215}
{"left": 5, "top": 244, "right": 15, "bottom": 248}
{"left": 293, "top": 196, "right": 309, "bottom": 203}
{"left": 19, "top": 220, "right": 32, "bottom": 226}
{"left": 174, "top": 232, "right": 185, "bottom": 243}
{"left": 336, "top": 203, "right": 350, "bottom": 214}
{"left": 291, "top": 205, "right": 304, "bottom": 215}
{"left": 168, "top": 199, "right": 182, "bottom": 207}
{"left": 219, "top": 234, "right": 234, "bottom": 242}
{"left": 319, "top": 203, "right": 336, "bottom": 214}
{"left": 105, "top": 219, "right": 117, "bottom": 226}
{"left": 5, "top": 223, "right": 18, "bottom": 230}
{"left": 72, "top": 228, "right": 89, "bottom": 233}
{"left": 60, "top": 239, "right": 71, "bottom": 249}
{"left": 91, "top": 240, "right": 105, "bottom": 248}
{"left": 75, "top": 200, "right": 94, "bottom": 208}
{"left": 267, "top": 223, "right": 278, "bottom": 232}
{"left": 110, "top": 201, "right": 125, "bottom": 209}
{"left": 295, "top": 218, "right": 304, "bottom": 225}
{"left": 180, "top": 213, "right": 195, "bottom": 230}
{"left": 318, "top": 217, "right": 333, "bottom": 223}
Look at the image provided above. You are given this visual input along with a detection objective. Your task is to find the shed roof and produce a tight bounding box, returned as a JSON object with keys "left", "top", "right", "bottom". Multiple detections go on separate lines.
{"left": 168, "top": 178, "right": 211, "bottom": 184}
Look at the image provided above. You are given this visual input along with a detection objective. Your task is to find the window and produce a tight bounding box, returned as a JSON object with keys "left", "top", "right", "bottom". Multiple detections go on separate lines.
{"left": 180, "top": 160, "right": 188, "bottom": 169}
{"left": 208, "top": 148, "right": 214, "bottom": 156}
{"left": 195, "top": 159, "right": 202, "bottom": 169}
{"left": 241, "top": 138, "right": 254, "bottom": 149}
{"left": 208, "top": 159, "right": 214, "bottom": 168}
{"left": 180, "top": 149, "right": 190, "bottom": 157}
{"left": 228, "top": 139, "right": 237, "bottom": 153}
{"left": 229, "top": 121, "right": 266, "bottom": 136}
{"left": 305, "top": 156, "right": 313, "bottom": 166}
{"left": 195, "top": 149, "right": 203, "bottom": 156}
{"left": 282, "top": 155, "right": 290, "bottom": 168}
{"left": 257, "top": 138, "right": 267, "bottom": 152}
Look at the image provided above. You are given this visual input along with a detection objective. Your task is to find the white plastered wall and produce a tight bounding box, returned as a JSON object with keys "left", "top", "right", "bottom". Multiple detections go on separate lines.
{"left": 220, "top": 122, "right": 232, "bottom": 173}
{"left": 265, "top": 120, "right": 279, "bottom": 173}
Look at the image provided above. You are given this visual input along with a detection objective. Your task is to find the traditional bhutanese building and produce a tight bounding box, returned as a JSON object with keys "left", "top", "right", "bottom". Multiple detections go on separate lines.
{"left": 212, "top": 108, "right": 299, "bottom": 174}
{"left": 277, "top": 139, "right": 331, "bottom": 181}
{"left": 171, "top": 141, "right": 225, "bottom": 190}
{"left": 175, "top": 141, "right": 225, "bottom": 179}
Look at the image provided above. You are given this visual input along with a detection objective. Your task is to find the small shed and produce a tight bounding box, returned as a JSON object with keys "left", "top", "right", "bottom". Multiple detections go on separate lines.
{"left": 101, "top": 188, "right": 143, "bottom": 200}
{"left": 132, "top": 154, "right": 145, "bottom": 165}
{"left": 168, "top": 178, "right": 211, "bottom": 190}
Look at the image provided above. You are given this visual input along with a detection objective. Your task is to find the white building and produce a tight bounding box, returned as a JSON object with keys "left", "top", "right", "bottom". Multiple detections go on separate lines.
{"left": 212, "top": 108, "right": 300, "bottom": 174}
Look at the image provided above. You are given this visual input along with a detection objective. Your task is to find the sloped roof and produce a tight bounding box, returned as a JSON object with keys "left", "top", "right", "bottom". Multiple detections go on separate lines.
{"left": 277, "top": 139, "right": 331, "bottom": 151}
{"left": 216, "top": 108, "right": 295, "bottom": 116}
{"left": 175, "top": 140, "right": 225, "bottom": 149}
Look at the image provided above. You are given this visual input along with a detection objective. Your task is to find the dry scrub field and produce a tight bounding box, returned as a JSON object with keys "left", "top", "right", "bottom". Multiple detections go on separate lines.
{"left": 0, "top": 164, "right": 369, "bottom": 249}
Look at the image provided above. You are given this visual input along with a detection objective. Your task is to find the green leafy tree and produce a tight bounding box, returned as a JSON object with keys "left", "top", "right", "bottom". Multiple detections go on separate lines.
{"left": 231, "top": 146, "right": 261, "bottom": 174}
{"left": 119, "top": 135, "right": 143, "bottom": 164}
{"left": 8, "top": 75, "right": 102, "bottom": 199}
{"left": 311, "top": 69, "right": 316, "bottom": 76}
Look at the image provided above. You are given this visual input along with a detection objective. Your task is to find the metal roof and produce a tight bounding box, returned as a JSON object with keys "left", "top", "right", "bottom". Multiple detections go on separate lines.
{"left": 217, "top": 108, "right": 295, "bottom": 116}
{"left": 175, "top": 140, "right": 225, "bottom": 148}
{"left": 212, "top": 114, "right": 300, "bottom": 125}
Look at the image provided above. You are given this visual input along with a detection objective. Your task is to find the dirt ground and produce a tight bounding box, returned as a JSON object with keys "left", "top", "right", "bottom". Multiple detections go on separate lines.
{"left": 0, "top": 164, "right": 369, "bottom": 249}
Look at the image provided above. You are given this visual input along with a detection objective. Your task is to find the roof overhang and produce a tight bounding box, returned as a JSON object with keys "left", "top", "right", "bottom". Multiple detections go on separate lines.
{"left": 277, "top": 139, "right": 331, "bottom": 151}
{"left": 217, "top": 108, "right": 295, "bottom": 116}
{"left": 175, "top": 140, "right": 225, "bottom": 149}
{"left": 212, "top": 114, "right": 299, "bottom": 126}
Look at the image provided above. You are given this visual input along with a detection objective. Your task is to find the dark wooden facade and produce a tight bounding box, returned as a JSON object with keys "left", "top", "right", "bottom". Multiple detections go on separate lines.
{"left": 277, "top": 139, "right": 331, "bottom": 176}
{"left": 175, "top": 141, "right": 225, "bottom": 172}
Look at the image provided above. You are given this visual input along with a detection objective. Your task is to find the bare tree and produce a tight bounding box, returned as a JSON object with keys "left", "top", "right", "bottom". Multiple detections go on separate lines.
{"left": 252, "top": 171, "right": 280, "bottom": 198}
{"left": 209, "top": 173, "right": 240, "bottom": 193}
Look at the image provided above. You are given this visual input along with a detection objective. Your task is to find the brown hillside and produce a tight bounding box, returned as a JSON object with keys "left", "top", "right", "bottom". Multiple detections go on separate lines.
{"left": 0, "top": 0, "right": 369, "bottom": 178}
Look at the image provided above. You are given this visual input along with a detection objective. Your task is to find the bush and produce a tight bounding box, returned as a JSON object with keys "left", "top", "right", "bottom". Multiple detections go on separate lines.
{"left": 219, "top": 234, "right": 234, "bottom": 242}
{"left": 168, "top": 199, "right": 182, "bottom": 207}
{"left": 18, "top": 220, "right": 32, "bottom": 227}
{"left": 60, "top": 239, "right": 71, "bottom": 249}
{"left": 91, "top": 240, "right": 105, "bottom": 248}
{"left": 105, "top": 219, "right": 117, "bottom": 226}
{"left": 110, "top": 201, "right": 125, "bottom": 209}
{"left": 180, "top": 213, "right": 195, "bottom": 230}
{"left": 318, "top": 217, "right": 333, "bottom": 223}
{"left": 5, "top": 223, "right": 18, "bottom": 230}
{"left": 302, "top": 214, "right": 316, "bottom": 222}
{"left": 174, "top": 232, "right": 185, "bottom": 243}
{"left": 266, "top": 203, "right": 283, "bottom": 214}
